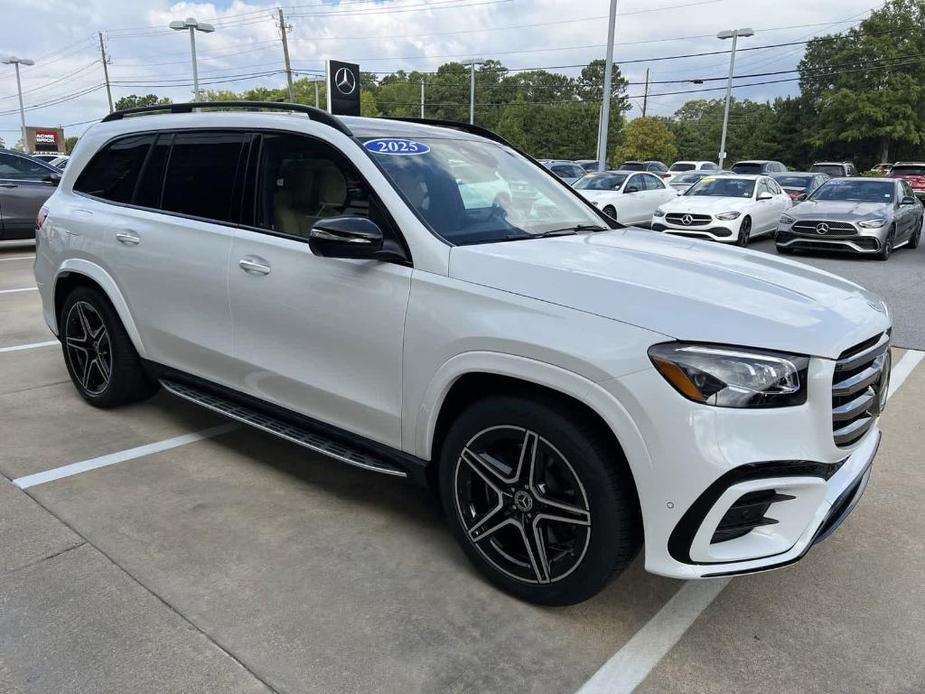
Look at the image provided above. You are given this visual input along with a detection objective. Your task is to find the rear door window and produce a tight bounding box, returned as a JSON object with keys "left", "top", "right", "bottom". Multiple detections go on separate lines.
{"left": 134, "top": 133, "right": 173, "bottom": 209}
{"left": 74, "top": 135, "right": 154, "bottom": 202}
{"left": 161, "top": 131, "right": 248, "bottom": 223}
{"left": 0, "top": 153, "right": 54, "bottom": 182}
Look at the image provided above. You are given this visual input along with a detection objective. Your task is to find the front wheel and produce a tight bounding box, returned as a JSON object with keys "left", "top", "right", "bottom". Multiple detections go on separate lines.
{"left": 876, "top": 226, "right": 894, "bottom": 261}
{"left": 439, "top": 395, "right": 640, "bottom": 605}
{"left": 736, "top": 216, "right": 751, "bottom": 247}
{"left": 61, "top": 287, "right": 159, "bottom": 408}
{"left": 602, "top": 205, "right": 617, "bottom": 221}
{"left": 909, "top": 219, "right": 921, "bottom": 249}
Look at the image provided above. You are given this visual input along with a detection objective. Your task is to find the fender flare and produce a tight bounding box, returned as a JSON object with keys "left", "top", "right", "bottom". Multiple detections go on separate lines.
{"left": 412, "top": 351, "right": 653, "bottom": 480}
{"left": 54, "top": 258, "right": 148, "bottom": 359}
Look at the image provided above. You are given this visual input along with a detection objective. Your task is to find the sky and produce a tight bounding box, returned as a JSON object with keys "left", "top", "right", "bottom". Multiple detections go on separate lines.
{"left": 0, "top": 0, "right": 885, "bottom": 147}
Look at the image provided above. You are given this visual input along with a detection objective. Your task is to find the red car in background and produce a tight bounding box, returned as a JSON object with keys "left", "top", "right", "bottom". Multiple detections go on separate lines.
{"left": 889, "top": 162, "right": 925, "bottom": 199}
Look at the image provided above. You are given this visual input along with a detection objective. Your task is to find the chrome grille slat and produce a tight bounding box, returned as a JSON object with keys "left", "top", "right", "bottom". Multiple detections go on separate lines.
{"left": 831, "top": 332, "right": 889, "bottom": 447}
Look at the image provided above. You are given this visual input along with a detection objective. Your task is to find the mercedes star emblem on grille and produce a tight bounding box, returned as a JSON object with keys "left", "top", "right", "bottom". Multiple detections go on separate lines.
{"left": 334, "top": 67, "right": 357, "bottom": 95}
{"left": 681, "top": 214, "right": 693, "bottom": 225}
{"left": 816, "top": 222, "right": 830, "bottom": 234}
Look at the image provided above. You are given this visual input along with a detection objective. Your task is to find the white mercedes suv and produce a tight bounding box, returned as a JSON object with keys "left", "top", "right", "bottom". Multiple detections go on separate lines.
{"left": 34, "top": 102, "right": 891, "bottom": 605}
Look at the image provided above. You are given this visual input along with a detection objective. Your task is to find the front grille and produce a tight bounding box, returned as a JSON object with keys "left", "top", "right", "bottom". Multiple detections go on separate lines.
{"left": 792, "top": 220, "right": 857, "bottom": 237}
{"left": 832, "top": 333, "right": 890, "bottom": 447}
{"left": 666, "top": 213, "right": 711, "bottom": 226}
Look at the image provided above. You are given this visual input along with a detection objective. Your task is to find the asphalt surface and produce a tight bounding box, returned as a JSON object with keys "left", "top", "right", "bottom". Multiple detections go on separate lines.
{"left": 750, "top": 236, "right": 925, "bottom": 351}
{"left": 1, "top": 243, "right": 924, "bottom": 693}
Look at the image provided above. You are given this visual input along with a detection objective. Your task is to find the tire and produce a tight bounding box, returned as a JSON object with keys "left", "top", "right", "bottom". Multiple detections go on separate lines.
{"left": 603, "top": 205, "right": 617, "bottom": 221}
{"left": 736, "top": 216, "right": 751, "bottom": 247}
{"left": 776, "top": 245, "right": 794, "bottom": 255}
{"left": 876, "top": 226, "right": 894, "bottom": 261}
{"left": 909, "top": 219, "right": 921, "bottom": 249}
{"left": 60, "top": 286, "right": 159, "bottom": 408}
{"left": 438, "top": 394, "right": 641, "bottom": 606}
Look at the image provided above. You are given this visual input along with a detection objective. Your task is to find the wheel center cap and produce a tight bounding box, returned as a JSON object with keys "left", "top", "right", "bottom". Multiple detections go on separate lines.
{"left": 513, "top": 490, "right": 534, "bottom": 512}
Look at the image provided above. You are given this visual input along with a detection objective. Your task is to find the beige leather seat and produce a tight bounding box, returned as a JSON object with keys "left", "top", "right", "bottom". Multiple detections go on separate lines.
{"left": 273, "top": 163, "right": 318, "bottom": 237}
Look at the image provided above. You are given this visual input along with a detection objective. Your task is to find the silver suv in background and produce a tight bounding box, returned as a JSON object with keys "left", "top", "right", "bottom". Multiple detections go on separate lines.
{"left": 777, "top": 177, "right": 922, "bottom": 259}
{"left": 810, "top": 161, "right": 858, "bottom": 178}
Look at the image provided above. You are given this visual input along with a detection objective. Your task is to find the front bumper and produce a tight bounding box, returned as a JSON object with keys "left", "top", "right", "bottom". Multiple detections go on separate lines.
{"left": 603, "top": 355, "right": 883, "bottom": 579}
{"left": 652, "top": 217, "right": 741, "bottom": 242}
{"left": 776, "top": 226, "right": 885, "bottom": 254}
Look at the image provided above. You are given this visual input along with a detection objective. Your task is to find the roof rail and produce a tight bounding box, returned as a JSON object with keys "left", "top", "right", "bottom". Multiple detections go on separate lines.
{"left": 100, "top": 101, "right": 353, "bottom": 137}
{"left": 384, "top": 117, "right": 515, "bottom": 149}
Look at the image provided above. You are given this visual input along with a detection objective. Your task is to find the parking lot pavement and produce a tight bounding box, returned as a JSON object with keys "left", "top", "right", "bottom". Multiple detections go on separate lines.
{"left": 751, "top": 237, "right": 925, "bottom": 351}
{"left": 2, "top": 245, "right": 925, "bottom": 693}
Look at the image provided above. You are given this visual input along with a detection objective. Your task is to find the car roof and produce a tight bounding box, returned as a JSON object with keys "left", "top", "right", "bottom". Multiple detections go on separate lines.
{"left": 892, "top": 161, "right": 925, "bottom": 166}
{"left": 771, "top": 171, "right": 817, "bottom": 177}
{"left": 733, "top": 160, "right": 777, "bottom": 164}
{"left": 812, "top": 161, "right": 850, "bottom": 165}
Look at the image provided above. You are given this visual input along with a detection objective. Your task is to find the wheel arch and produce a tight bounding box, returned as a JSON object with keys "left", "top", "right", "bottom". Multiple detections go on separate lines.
{"left": 53, "top": 260, "right": 148, "bottom": 359}
{"left": 417, "top": 353, "right": 652, "bottom": 503}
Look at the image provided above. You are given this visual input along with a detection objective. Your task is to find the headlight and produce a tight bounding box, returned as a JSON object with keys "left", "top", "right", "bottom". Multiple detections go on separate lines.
{"left": 858, "top": 218, "right": 887, "bottom": 228}
{"left": 715, "top": 211, "right": 741, "bottom": 220}
{"left": 648, "top": 343, "right": 809, "bottom": 408}
{"left": 780, "top": 214, "right": 796, "bottom": 225}
{"left": 654, "top": 208, "right": 666, "bottom": 217}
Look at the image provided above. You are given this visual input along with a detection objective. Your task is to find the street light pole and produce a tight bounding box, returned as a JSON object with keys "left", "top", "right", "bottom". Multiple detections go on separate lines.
{"left": 595, "top": 0, "right": 618, "bottom": 172}
{"left": 716, "top": 27, "right": 753, "bottom": 169}
{"left": 462, "top": 58, "right": 484, "bottom": 125}
{"left": 169, "top": 17, "right": 215, "bottom": 101}
{"left": 2, "top": 56, "right": 34, "bottom": 153}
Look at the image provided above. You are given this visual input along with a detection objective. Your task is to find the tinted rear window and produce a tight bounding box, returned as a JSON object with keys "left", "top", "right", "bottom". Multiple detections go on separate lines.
{"left": 810, "top": 164, "right": 845, "bottom": 177}
{"left": 670, "top": 163, "right": 695, "bottom": 172}
{"left": 731, "top": 162, "right": 763, "bottom": 174}
{"left": 134, "top": 133, "right": 172, "bottom": 209}
{"left": 774, "top": 175, "right": 813, "bottom": 189}
{"left": 161, "top": 132, "right": 247, "bottom": 222}
{"left": 620, "top": 162, "right": 644, "bottom": 170}
{"left": 890, "top": 165, "right": 925, "bottom": 176}
{"left": 74, "top": 135, "right": 154, "bottom": 203}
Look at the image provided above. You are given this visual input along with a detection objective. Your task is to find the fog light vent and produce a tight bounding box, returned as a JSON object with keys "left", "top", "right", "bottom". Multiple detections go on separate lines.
{"left": 711, "top": 490, "right": 794, "bottom": 544}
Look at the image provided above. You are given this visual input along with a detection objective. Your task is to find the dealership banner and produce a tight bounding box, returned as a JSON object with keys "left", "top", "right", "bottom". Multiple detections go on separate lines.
{"left": 326, "top": 59, "right": 361, "bottom": 116}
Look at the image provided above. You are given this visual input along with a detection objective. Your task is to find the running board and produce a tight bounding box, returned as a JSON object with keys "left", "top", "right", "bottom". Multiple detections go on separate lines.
{"left": 160, "top": 379, "right": 407, "bottom": 478}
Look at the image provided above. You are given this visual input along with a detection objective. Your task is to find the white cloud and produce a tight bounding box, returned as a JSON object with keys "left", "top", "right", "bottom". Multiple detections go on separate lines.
{"left": 0, "top": 0, "right": 882, "bottom": 144}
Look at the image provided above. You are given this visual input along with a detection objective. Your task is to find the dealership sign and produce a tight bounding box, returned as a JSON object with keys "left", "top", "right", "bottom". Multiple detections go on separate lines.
{"left": 326, "top": 59, "right": 361, "bottom": 116}
{"left": 26, "top": 126, "right": 64, "bottom": 153}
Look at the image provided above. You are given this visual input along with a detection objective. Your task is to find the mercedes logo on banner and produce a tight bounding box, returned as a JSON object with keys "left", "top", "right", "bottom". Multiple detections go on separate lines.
{"left": 326, "top": 59, "right": 361, "bottom": 116}
{"left": 334, "top": 67, "right": 357, "bottom": 95}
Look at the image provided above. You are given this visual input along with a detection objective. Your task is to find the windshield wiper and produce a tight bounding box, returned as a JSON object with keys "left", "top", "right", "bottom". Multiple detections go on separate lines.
{"left": 536, "top": 224, "right": 608, "bottom": 235}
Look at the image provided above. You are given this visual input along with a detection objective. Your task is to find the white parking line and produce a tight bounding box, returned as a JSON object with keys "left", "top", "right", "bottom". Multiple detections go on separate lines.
{"left": 13, "top": 423, "right": 237, "bottom": 490}
{"left": 0, "top": 255, "right": 34, "bottom": 262}
{"left": 0, "top": 287, "right": 37, "bottom": 294}
{"left": 576, "top": 348, "right": 925, "bottom": 694}
{"left": 0, "top": 340, "right": 59, "bottom": 353}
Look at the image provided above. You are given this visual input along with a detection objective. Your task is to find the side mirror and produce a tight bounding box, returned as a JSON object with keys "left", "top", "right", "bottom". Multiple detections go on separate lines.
{"left": 757, "top": 191, "right": 773, "bottom": 201}
{"left": 624, "top": 186, "right": 640, "bottom": 194}
{"left": 901, "top": 195, "right": 917, "bottom": 206}
{"left": 43, "top": 173, "right": 61, "bottom": 186}
{"left": 796, "top": 193, "right": 807, "bottom": 202}
{"left": 308, "top": 216, "right": 383, "bottom": 259}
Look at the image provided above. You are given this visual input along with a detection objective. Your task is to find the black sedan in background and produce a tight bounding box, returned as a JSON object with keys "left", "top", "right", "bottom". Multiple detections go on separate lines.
{"left": 0, "top": 149, "right": 61, "bottom": 240}
{"left": 771, "top": 172, "right": 830, "bottom": 201}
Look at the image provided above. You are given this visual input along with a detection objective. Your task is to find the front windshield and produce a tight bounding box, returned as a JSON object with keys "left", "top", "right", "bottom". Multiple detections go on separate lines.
{"left": 364, "top": 136, "right": 605, "bottom": 245}
{"left": 620, "top": 162, "right": 644, "bottom": 171}
{"left": 685, "top": 177, "right": 755, "bottom": 198}
{"left": 670, "top": 163, "right": 695, "bottom": 172}
{"left": 810, "top": 165, "right": 845, "bottom": 177}
{"left": 810, "top": 179, "right": 894, "bottom": 203}
{"left": 774, "top": 175, "right": 813, "bottom": 189}
{"left": 574, "top": 173, "right": 627, "bottom": 191}
{"left": 674, "top": 173, "right": 705, "bottom": 184}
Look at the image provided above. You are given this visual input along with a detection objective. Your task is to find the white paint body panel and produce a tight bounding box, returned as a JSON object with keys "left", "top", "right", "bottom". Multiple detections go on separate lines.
{"left": 34, "top": 111, "right": 890, "bottom": 580}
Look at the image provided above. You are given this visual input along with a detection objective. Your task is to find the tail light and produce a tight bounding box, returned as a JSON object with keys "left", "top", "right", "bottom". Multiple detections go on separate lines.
{"left": 36, "top": 206, "right": 49, "bottom": 231}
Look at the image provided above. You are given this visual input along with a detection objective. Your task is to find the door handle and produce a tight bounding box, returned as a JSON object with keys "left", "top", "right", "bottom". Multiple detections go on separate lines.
{"left": 239, "top": 256, "right": 271, "bottom": 276}
{"left": 0, "top": 183, "right": 17, "bottom": 189}
{"left": 115, "top": 231, "right": 140, "bottom": 246}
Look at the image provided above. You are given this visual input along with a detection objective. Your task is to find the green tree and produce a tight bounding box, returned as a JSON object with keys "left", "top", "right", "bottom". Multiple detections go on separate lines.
{"left": 64, "top": 136, "right": 79, "bottom": 154}
{"left": 799, "top": 0, "right": 925, "bottom": 162}
{"left": 615, "top": 117, "right": 678, "bottom": 163}
{"left": 114, "top": 94, "right": 171, "bottom": 110}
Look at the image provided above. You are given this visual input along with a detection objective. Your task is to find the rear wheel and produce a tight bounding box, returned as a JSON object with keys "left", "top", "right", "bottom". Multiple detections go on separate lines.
{"left": 439, "top": 395, "right": 640, "bottom": 605}
{"left": 736, "top": 216, "right": 751, "bottom": 247}
{"left": 603, "top": 205, "right": 617, "bottom": 221}
{"left": 61, "top": 287, "right": 158, "bottom": 408}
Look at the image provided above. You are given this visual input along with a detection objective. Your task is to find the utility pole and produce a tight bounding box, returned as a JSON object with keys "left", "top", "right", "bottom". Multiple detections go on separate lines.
{"left": 98, "top": 33, "right": 113, "bottom": 113}
{"left": 2, "top": 56, "right": 33, "bottom": 153}
{"left": 717, "top": 27, "right": 754, "bottom": 169}
{"left": 420, "top": 79, "right": 425, "bottom": 118}
{"left": 314, "top": 78, "right": 320, "bottom": 108}
{"left": 278, "top": 8, "right": 294, "bottom": 102}
{"left": 641, "top": 68, "right": 649, "bottom": 118}
{"left": 595, "top": 0, "right": 618, "bottom": 172}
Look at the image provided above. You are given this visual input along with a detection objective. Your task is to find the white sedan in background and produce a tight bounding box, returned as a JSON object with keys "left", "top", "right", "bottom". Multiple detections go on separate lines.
{"left": 651, "top": 174, "right": 791, "bottom": 246}
{"left": 573, "top": 170, "right": 678, "bottom": 226}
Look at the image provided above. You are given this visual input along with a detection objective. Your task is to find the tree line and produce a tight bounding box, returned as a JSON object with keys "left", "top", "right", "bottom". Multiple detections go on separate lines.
{"left": 108, "top": 0, "right": 922, "bottom": 170}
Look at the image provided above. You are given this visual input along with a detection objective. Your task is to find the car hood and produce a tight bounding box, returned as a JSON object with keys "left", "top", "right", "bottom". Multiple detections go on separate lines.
{"left": 449, "top": 228, "right": 890, "bottom": 359}
{"left": 791, "top": 200, "right": 892, "bottom": 219}
{"left": 662, "top": 195, "right": 754, "bottom": 213}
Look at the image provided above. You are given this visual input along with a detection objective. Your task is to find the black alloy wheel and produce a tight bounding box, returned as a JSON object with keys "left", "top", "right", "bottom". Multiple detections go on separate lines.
{"left": 453, "top": 425, "right": 591, "bottom": 586}
{"left": 736, "top": 216, "right": 751, "bottom": 247}
{"left": 909, "top": 218, "right": 921, "bottom": 249}
{"left": 64, "top": 301, "right": 112, "bottom": 396}
{"left": 877, "top": 226, "right": 894, "bottom": 261}
{"left": 603, "top": 205, "right": 617, "bottom": 221}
